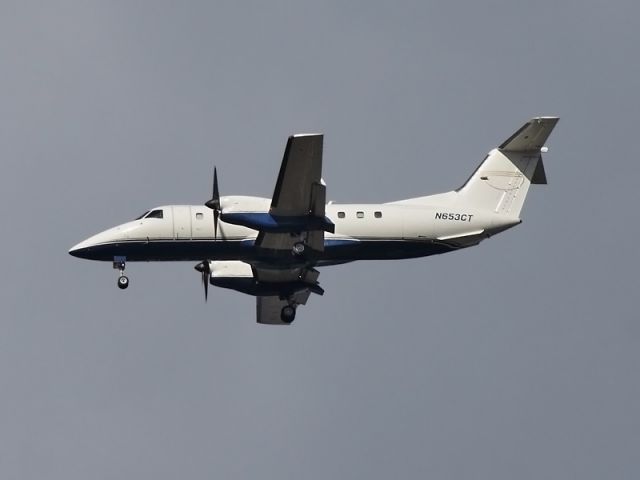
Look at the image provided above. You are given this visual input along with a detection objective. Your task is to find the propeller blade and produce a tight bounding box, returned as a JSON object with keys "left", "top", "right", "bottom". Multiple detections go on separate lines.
{"left": 213, "top": 167, "right": 219, "bottom": 208}
{"left": 214, "top": 208, "right": 219, "bottom": 240}
{"left": 205, "top": 166, "right": 221, "bottom": 240}
{"left": 195, "top": 261, "right": 211, "bottom": 302}
{"left": 205, "top": 167, "right": 220, "bottom": 210}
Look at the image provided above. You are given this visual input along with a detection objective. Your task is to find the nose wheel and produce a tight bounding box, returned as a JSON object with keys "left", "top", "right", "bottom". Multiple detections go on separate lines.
{"left": 113, "top": 256, "right": 129, "bottom": 290}
{"left": 117, "top": 275, "right": 129, "bottom": 289}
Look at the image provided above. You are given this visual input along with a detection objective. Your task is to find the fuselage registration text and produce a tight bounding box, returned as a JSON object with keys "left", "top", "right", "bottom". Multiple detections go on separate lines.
{"left": 435, "top": 212, "right": 473, "bottom": 222}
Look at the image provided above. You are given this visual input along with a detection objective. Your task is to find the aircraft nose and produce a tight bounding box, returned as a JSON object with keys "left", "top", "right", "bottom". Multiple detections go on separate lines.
{"left": 68, "top": 239, "right": 92, "bottom": 258}
{"left": 68, "top": 231, "right": 112, "bottom": 259}
{"left": 68, "top": 224, "right": 133, "bottom": 260}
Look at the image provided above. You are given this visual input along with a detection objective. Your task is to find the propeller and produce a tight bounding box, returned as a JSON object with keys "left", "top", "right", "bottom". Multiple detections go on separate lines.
{"left": 205, "top": 167, "right": 221, "bottom": 239}
{"left": 194, "top": 261, "right": 211, "bottom": 301}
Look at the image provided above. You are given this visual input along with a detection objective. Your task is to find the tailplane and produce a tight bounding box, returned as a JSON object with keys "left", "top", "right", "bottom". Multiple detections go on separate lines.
{"left": 457, "top": 117, "right": 559, "bottom": 216}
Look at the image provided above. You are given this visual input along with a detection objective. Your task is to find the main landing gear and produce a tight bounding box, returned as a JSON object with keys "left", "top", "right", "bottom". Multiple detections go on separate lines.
{"left": 280, "top": 304, "right": 296, "bottom": 324}
{"left": 292, "top": 241, "right": 306, "bottom": 256}
{"left": 113, "top": 256, "right": 129, "bottom": 290}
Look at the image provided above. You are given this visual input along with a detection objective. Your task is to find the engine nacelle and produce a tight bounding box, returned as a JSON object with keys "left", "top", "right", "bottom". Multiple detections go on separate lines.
{"left": 208, "top": 261, "right": 254, "bottom": 295}
{"left": 210, "top": 260, "right": 253, "bottom": 278}
{"left": 208, "top": 260, "right": 322, "bottom": 297}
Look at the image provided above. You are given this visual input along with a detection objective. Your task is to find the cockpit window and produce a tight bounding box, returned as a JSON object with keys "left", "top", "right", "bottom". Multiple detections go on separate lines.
{"left": 135, "top": 211, "right": 150, "bottom": 220}
{"left": 145, "top": 209, "right": 164, "bottom": 219}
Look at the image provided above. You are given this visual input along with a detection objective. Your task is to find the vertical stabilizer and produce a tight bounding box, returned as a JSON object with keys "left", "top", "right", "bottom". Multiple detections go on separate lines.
{"left": 457, "top": 117, "right": 558, "bottom": 217}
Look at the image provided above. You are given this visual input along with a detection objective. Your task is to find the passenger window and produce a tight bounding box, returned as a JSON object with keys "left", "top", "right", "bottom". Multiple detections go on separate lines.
{"left": 196, "top": 212, "right": 203, "bottom": 220}
{"left": 374, "top": 211, "right": 382, "bottom": 218}
{"left": 146, "top": 209, "right": 164, "bottom": 219}
{"left": 356, "top": 211, "right": 364, "bottom": 219}
{"left": 337, "top": 211, "right": 345, "bottom": 219}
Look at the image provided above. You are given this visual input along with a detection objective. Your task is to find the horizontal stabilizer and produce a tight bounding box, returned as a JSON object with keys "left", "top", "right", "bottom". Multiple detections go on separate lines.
{"left": 500, "top": 117, "right": 559, "bottom": 153}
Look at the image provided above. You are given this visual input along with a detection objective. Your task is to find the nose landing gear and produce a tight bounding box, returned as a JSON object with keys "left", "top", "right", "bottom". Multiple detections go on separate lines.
{"left": 113, "top": 256, "right": 129, "bottom": 290}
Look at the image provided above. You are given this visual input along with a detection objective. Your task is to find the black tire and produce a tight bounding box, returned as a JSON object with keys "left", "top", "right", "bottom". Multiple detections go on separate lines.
{"left": 117, "top": 275, "right": 129, "bottom": 290}
{"left": 292, "top": 242, "right": 305, "bottom": 255}
{"left": 280, "top": 305, "right": 296, "bottom": 323}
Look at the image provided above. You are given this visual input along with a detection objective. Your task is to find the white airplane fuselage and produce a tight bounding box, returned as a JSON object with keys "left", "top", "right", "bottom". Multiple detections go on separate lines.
{"left": 69, "top": 196, "right": 520, "bottom": 265}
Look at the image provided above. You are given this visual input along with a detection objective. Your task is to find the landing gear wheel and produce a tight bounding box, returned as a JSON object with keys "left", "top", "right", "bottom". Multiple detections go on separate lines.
{"left": 280, "top": 305, "right": 296, "bottom": 324}
{"left": 292, "top": 242, "right": 305, "bottom": 256}
{"left": 117, "top": 275, "right": 129, "bottom": 290}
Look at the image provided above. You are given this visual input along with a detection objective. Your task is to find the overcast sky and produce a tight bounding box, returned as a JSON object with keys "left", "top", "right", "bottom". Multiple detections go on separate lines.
{"left": 1, "top": 1, "right": 639, "bottom": 479}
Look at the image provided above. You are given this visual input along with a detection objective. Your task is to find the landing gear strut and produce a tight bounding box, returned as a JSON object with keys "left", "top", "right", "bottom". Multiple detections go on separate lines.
{"left": 113, "top": 256, "right": 129, "bottom": 290}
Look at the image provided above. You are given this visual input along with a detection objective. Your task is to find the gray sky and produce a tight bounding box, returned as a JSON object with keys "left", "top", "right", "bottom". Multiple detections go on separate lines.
{"left": 1, "top": 1, "right": 639, "bottom": 478}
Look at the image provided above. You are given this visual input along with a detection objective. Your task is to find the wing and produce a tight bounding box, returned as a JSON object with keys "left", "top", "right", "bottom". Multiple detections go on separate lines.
{"left": 257, "top": 291, "right": 311, "bottom": 325}
{"left": 256, "top": 134, "right": 328, "bottom": 253}
{"left": 271, "top": 134, "right": 324, "bottom": 216}
{"left": 257, "top": 296, "right": 290, "bottom": 325}
{"left": 255, "top": 229, "right": 324, "bottom": 253}
{"left": 254, "top": 266, "right": 321, "bottom": 325}
{"left": 253, "top": 134, "right": 328, "bottom": 324}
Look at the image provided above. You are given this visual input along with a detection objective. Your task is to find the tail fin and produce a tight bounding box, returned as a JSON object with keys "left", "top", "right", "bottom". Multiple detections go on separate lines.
{"left": 457, "top": 117, "right": 559, "bottom": 217}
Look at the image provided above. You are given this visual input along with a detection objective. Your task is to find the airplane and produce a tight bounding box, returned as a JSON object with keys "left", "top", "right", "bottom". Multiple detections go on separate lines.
{"left": 69, "top": 117, "right": 559, "bottom": 324}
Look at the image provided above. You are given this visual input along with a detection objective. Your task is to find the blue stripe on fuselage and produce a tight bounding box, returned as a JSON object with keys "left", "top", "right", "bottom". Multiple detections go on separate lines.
{"left": 221, "top": 212, "right": 335, "bottom": 233}
{"left": 69, "top": 238, "right": 455, "bottom": 262}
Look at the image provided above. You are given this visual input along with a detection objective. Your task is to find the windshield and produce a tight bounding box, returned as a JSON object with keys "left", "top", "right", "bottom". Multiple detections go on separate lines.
{"left": 146, "top": 209, "right": 164, "bottom": 219}
{"left": 135, "top": 209, "right": 164, "bottom": 220}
